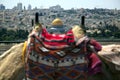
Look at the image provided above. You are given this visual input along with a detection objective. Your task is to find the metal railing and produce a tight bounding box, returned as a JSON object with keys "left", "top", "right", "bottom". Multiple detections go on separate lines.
{"left": 0, "top": 40, "right": 25, "bottom": 44}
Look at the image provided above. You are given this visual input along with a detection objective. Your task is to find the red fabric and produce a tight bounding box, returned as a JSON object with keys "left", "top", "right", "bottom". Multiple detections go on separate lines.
{"left": 87, "top": 39, "right": 102, "bottom": 75}
{"left": 41, "top": 28, "right": 74, "bottom": 48}
{"left": 76, "top": 38, "right": 102, "bottom": 75}
{"left": 41, "top": 28, "right": 66, "bottom": 40}
{"left": 87, "top": 53, "right": 102, "bottom": 75}
{"left": 90, "top": 39, "right": 102, "bottom": 51}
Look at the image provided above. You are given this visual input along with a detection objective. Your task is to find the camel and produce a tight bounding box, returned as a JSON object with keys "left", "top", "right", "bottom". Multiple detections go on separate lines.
{"left": 0, "top": 43, "right": 120, "bottom": 80}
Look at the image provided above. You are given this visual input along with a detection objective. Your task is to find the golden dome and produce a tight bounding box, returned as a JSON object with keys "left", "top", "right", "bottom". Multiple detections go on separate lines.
{"left": 51, "top": 18, "right": 63, "bottom": 26}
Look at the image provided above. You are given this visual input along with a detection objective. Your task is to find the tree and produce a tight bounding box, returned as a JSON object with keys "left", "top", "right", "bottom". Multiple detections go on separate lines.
{"left": 0, "top": 28, "right": 29, "bottom": 41}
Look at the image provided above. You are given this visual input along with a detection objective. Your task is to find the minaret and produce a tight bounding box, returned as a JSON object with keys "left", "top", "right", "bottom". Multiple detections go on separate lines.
{"left": 35, "top": 12, "right": 39, "bottom": 25}
{"left": 81, "top": 15, "right": 86, "bottom": 33}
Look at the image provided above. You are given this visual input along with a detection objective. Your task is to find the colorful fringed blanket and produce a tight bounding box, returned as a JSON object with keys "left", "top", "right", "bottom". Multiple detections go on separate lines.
{"left": 25, "top": 33, "right": 88, "bottom": 80}
{"left": 24, "top": 28, "right": 102, "bottom": 80}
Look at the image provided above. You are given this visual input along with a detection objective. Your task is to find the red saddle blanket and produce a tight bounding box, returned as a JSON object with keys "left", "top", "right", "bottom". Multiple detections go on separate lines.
{"left": 25, "top": 29, "right": 102, "bottom": 80}
{"left": 25, "top": 34, "right": 88, "bottom": 80}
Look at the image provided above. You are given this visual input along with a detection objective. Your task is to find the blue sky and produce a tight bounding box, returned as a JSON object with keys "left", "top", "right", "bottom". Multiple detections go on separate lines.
{"left": 1, "top": 0, "right": 120, "bottom": 9}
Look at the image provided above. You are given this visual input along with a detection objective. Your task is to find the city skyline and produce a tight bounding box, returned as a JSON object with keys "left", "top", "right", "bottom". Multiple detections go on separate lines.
{"left": 0, "top": 0, "right": 120, "bottom": 10}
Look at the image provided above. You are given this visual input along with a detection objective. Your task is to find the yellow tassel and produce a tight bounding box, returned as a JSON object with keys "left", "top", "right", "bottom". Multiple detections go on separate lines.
{"left": 22, "top": 41, "right": 27, "bottom": 62}
{"left": 72, "top": 25, "right": 85, "bottom": 39}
